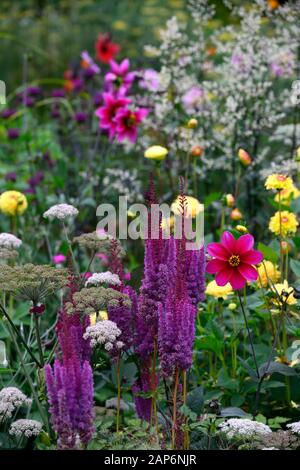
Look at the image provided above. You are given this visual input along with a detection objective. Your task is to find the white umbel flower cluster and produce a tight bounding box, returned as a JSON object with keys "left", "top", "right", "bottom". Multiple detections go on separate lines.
{"left": 0, "top": 401, "right": 14, "bottom": 422}
{"left": 83, "top": 320, "right": 124, "bottom": 351}
{"left": 85, "top": 271, "right": 121, "bottom": 287}
{"left": 9, "top": 419, "right": 42, "bottom": 438}
{"left": 0, "top": 387, "right": 32, "bottom": 423}
{"left": 43, "top": 203, "right": 79, "bottom": 220}
{"left": 218, "top": 419, "right": 272, "bottom": 439}
{"left": 287, "top": 421, "right": 300, "bottom": 435}
{"left": 0, "top": 387, "right": 32, "bottom": 408}
{"left": 0, "top": 233, "right": 22, "bottom": 249}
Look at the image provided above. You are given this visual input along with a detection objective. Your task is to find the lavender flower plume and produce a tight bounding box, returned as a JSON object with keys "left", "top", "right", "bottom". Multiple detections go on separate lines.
{"left": 45, "top": 358, "right": 94, "bottom": 449}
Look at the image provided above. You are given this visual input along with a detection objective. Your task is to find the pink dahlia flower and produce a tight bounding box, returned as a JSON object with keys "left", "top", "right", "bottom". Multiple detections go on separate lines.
{"left": 115, "top": 107, "right": 149, "bottom": 143}
{"left": 105, "top": 59, "right": 136, "bottom": 92}
{"left": 95, "top": 93, "right": 131, "bottom": 140}
{"left": 206, "top": 231, "right": 263, "bottom": 290}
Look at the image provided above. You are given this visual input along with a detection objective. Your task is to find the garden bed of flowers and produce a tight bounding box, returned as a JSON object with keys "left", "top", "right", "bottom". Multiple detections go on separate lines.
{"left": 0, "top": 0, "right": 300, "bottom": 453}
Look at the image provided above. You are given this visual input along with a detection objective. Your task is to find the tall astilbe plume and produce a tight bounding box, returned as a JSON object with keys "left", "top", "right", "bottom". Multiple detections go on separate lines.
{"left": 107, "top": 239, "right": 137, "bottom": 353}
{"left": 45, "top": 357, "right": 94, "bottom": 449}
{"left": 158, "top": 180, "right": 200, "bottom": 376}
{"left": 45, "top": 260, "right": 94, "bottom": 449}
{"left": 137, "top": 176, "right": 176, "bottom": 358}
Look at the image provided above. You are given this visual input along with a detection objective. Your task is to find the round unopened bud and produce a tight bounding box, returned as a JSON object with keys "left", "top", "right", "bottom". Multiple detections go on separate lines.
{"left": 187, "top": 118, "right": 198, "bottom": 129}
{"left": 225, "top": 194, "right": 235, "bottom": 207}
{"left": 236, "top": 224, "right": 248, "bottom": 233}
{"left": 191, "top": 145, "right": 204, "bottom": 157}
{"left": 238, "top": 148, "right": 252, "bottom": 166}
{"left": 230, "top": 208, "right": 243, "bottom": 221}
{"left": 228, "top": 302, "right": 237, "bottom": 311}
{"left": 280, "top": 241, "right": 291, "bottom": 254}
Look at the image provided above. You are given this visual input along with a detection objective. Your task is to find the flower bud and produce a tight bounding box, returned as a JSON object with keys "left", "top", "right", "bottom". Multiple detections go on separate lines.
{"left": 238, "top": 148, "right": 252, "bottom": 166}
{"left": 191, "top": 145, "right": 204, "bottom": 157}
{"left": 187, "top": 118, "right": 198, "bottom": 129}
{"left": 236, "top": 224, "right": 248, "bottom": 233}
{"left": 225, "top": 194, "right": 235, "bottom": 207}
{"left": 280, "top": 241, "right": 291, "bottom": 254}
{"left": 228, "top": 302, "right": 237, "bottom": 311}
{"left": 230, "top": 208, "right": 242, "bottom": 221}
{"left": 29, "top": 303, "right": 46, "bottom": 316}
{"left": 144, "top": 145, "right": 168, "bottom": 161}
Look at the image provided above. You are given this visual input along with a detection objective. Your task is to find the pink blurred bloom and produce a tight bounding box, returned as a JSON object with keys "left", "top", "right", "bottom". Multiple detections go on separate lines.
{"left": 52, "top": 254, "right": 66, "bottom": 264}
{"left": 182, "top": 86, "right": 204, "bottom": 111}
{"left": 206, "top": 231, "right": 263, "bottom": 290}
{"left": 95, "top": 252, "right": 109, "bottom": 265}
{"left": 139, "top": 69, "right": 160, "bottom": 92}
{"left": 80, "top": 51, "right": 100, "bottom": 75}
{"left": 95, "top": 93, "right": 131, "bottom": 140}
{"left": 105, "top": 59, "right": 136, "bottom": 92}
{"left": 115, "top": 107, "right": 149, "bottom": 143}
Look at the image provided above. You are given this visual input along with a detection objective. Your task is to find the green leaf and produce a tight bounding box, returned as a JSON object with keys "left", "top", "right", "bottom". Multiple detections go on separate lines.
{"left": 204, "top": 192, "right": 221, "bottom": 206}
{"left": 186, "top": 386, "right": 204, "bottom": 416}
{"left": 259, "top": 361, "right": 298, "bottom": 377}
{"left": 230, "top": 394, "right": 244, "bottom": 407}
{"left": 291, "top": 197, "right": 300, "bottom": 213}
{"left": 290, "top": 259, "right": 300, "bottom": 277}
{"left": 220, "top": 407, "right": 248, "bottom": 417}
{"left": 257, "top": 243, "right": 278, "bottom": 263}
{"left": 238, "top": 356, "right": 259, "bottom": 381}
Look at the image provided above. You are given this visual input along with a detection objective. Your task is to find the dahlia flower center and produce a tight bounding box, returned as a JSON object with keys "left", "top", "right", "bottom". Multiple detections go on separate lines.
{"left": 277, "top": 175, "right": 287, "bottom": 182}
{"left": 228, "top": 255, "right": 240, "bottom": 267}
{"left": 128, "top": 113, "right": 136, "bottom": 125}
{"left": 281, "top": 216, "right": 289, "bottom": 223}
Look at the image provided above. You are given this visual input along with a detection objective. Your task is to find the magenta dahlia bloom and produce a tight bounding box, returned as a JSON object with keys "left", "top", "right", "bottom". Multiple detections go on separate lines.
{"left": 95, "top": 92, "right": 131, "bottom": 140}
{"left": 115, "top": 107, "right": 149, "bottom": 143}
{"left": 206, "top": 231, "right": 263, "bottom": 290}
{"left": 105, "top": 59, "right": 136, "bottom": 92}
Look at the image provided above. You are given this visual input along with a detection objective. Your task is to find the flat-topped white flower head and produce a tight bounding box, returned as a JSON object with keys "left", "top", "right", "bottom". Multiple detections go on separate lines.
{"left": 0, "top": 387, "right": 32, "bottom": 408}
{"left": 0, "top": 233, "right": 22, "bottom": 249}
{"left": 9, "top": 419, "right": 42, "bottom": 438}
{"left": 43, "top": 203, "right": 79, "bottom": 221}
{"left": 287, "top": 421, "right": 300, "bottom": 434}
{"left": 85, "top": 271, "right": 121, "bottom": 287}
{"left": 83, "top": 319, "right": 123, "bottom": 350}
{"left": 0, "top": 401, "right": 15, "bottom": 422}
{"left": 218, "top": 418, "right": 272, "bottom": 439}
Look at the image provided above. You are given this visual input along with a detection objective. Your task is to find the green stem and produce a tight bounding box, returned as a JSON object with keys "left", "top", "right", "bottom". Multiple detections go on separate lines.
{"left": 116, "top": 357, "right": 121, "bottom": 433}
{"left": 7, "top": 322, "right": 49, "bottom": 433}
{"left": 62, "top": 222, "right": 80, "bottom": 277}
{"left": 0, "top": 304, "right": 42, "bottom": 368}
{"left": 237, "top": 291, "right": 260, "bottom": 379}
{"left": 33, "top": 313, "right": 44, "bottom": 368}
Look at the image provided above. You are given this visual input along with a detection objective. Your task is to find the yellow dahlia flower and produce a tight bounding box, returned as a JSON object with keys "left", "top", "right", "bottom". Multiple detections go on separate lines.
{"left": 144, "top": 145, "right": 168, "bottom": 161}
{"left": 269, "top": 211, "right": 298, "bottom": 237}
{"left": 265, "top": 174, "right": 293, "bottom": 191}
{"left": 171, "top": 195, "right": 203, "bottom": 218}
{"left": 271, "top": 280, "right": 296, "bottom": 306}
{"left": 206, "top": 280, "right": 233, "bottom": 299}
{"left": 274, "top": 185, "right": 300, "bottom": 206}
{"left": 257, "top": 261, "right": 280, "bottom": 288}
{"left": 0, "top": 191, "right": 28, "bottom": 216}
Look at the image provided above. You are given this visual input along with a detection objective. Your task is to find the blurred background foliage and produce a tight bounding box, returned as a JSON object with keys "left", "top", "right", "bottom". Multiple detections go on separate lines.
{"left": 0, "top": 0, "right": 233, "bottom": 89}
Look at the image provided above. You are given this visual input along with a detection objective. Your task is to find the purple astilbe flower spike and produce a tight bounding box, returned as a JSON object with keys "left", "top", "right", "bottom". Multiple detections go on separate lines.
{"left": 132, "top": 364, "right": 152, "bottom": 423}
{"left": 45, "top": 358, "right": 94, "bottom": 449}
{"left": 185, "top": 245, "right": 206, "bottom": 305}
{"left": 108, "top": 285, "right": 137, "bottom": 353}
